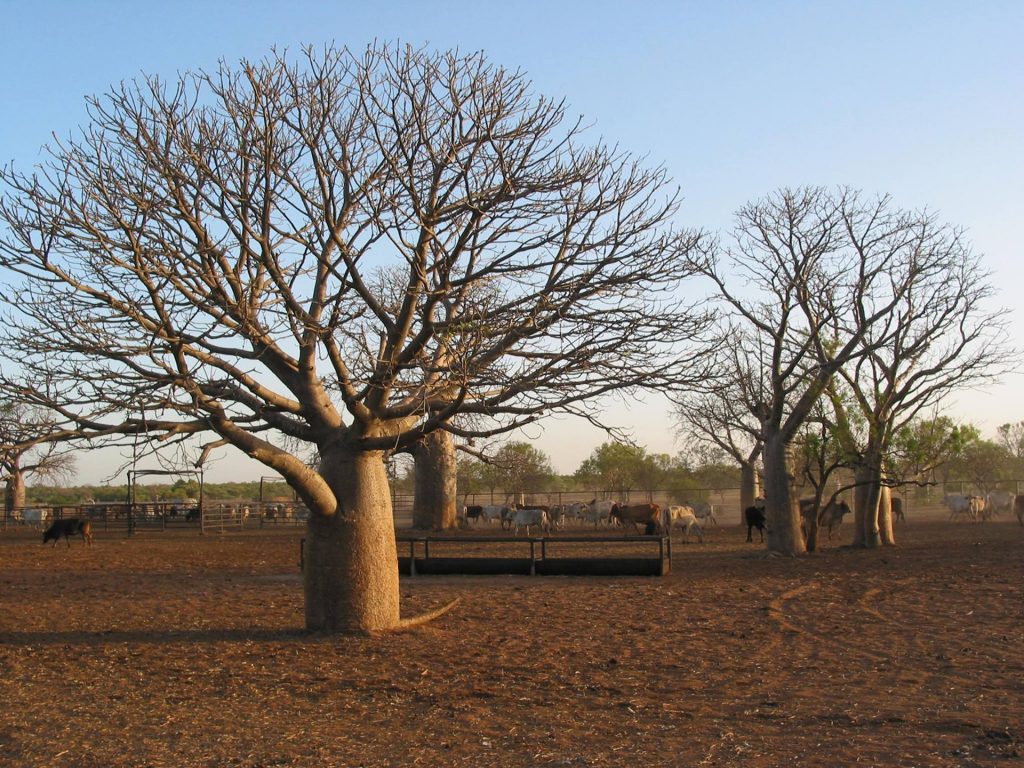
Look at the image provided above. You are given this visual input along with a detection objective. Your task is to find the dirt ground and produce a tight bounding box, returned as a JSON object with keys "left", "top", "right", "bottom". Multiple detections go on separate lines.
{"left": 1, "top": 512, "right": 1021, "bottom": 768}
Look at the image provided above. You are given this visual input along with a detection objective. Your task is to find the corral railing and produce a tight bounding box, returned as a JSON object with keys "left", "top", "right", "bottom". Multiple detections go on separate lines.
{"left": 5, "top": 479, "right": 1021, "bottom": 533}
{"left": 1, "top": 500, "right": 310, "bottom": 533}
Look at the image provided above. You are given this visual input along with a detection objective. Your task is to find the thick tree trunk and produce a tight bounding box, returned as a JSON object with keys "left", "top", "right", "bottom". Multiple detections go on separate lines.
{"left": 879, "top": 483, "right": 896, "bottom": 546}
{"left": 762, "top": 435, "right": 806, "bottom": 556}
{"left": 412, "top": 430, "right": 458, "bottom": 530}
{"left": 5, "top": 471, "right": 25, "bottom": 515}
{"left": 804, "top": 506, "right": 821, "bottom": 553}
{"left": 853, "top": 463, "right": 883, "bottom": 549}
{"left": 739, "top": 461, "right": 761, "bottom": 524}
{"left": 303, "top": 448, "right": 400, "bottom": 633}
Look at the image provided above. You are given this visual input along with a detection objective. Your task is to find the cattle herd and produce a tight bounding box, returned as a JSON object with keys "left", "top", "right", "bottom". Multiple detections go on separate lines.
{"left": 463, "top": 499, "right": 719, "bottom": 538}
{"left": 943, "top": 490, "right": 1019, "bottom": 522}
{"left": 740, "top": 489, "right": 1023, "bottom": 544}
{"left": 12, "top": 488, "right": 1024, "bottom": 551}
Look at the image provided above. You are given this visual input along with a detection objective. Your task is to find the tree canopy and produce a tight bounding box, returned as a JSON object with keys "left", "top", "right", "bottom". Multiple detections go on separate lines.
{"left": 0, "top": 43, "right": 711, "bottom": 631}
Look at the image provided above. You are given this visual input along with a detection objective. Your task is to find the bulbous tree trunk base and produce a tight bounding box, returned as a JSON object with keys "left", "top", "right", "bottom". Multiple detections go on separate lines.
{"left": 5, "top": 472, "right": 25, "bottom": 516}
{"left": 303, "top": 512, "right": 400, "bottom": 633}
{"left": 762, "top": 436, "right": 806, "bottom": 556}
{"left": 413, "top": 430, "right": 458, "bottom": 530}
{"left": 303, "top": 449, "right": 400, "bottom": 634}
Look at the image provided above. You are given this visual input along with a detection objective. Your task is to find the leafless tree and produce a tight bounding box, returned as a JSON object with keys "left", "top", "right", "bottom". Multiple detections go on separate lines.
{"left": 0, "top": 401, "right": 77, "bottom": 515}
{"left": 672, "top": 340, "right": 764, "bottom": 517}
{"left": 0, "top": 44, "right": 711, "bottom": 632}
{"left": 825, "top": 209, "right": 1014, "bottom": 547}
{"left": 686, "top": 187, "right": 988, "bottom": 555}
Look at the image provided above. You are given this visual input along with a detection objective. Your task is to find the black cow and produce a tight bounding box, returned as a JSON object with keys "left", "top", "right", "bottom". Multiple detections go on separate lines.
{"left": 744, "top": 504, "right": 766, "bottom": 543}
{"left": 891, "top": 496, "right": 905, "bottom": 523}
{"left": 43, "top": 518, "right": 93, "bottom": 547}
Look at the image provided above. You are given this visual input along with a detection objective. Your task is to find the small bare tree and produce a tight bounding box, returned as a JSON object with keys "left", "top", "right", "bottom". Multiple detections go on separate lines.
{"left": 672, "top": 357, "right": 764, "bottom": 518}
{"left": 0, "top": 401, "right": 77, "bottom": 514}
{"left": 0, "top": 44, "right": 710, "bottom": 632}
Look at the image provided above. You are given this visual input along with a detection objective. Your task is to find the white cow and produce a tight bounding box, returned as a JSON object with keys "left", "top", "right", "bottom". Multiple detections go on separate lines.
{"left": 799, "top": 498, "right": 853, "bottom": 540}
{"left": 944, "top": 494, "right": 985, "bottom": 522}
{"left": 586, "top": 499, "right": 616, "bottom": 527}
{"left": 479, "top": 505, "right": 513, "bottom": 525}
{"left": 21, "top": 508, "right": 50, "bottom": 528}
{"left": 690, "top": 502, "right": 718, "bottom": 526}
{"left": 564, "top": 502, "right": 590, "bottom": 524}
{"left": 667, "top": 505, "right": 704, "bottom": 543}
{"left": 507, "top": 507, "right": 550, "bottom": 535}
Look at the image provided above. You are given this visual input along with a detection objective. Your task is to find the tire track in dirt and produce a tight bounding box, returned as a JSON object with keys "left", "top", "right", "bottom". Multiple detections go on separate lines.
{"left": 768, "top": 582, "right": 901, "bottom": 665}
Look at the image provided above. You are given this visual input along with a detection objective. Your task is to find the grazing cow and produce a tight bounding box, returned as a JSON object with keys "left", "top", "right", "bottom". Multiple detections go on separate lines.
{"left": 667, "top": 505, "right": 704, "bottom": 543}
{"left": 610, "top": 503, "right": 668, "bottom": 535}
{"left": 464, "top": 505, "right": 484, "bottom": 525}
{"left": 985, "top": 491, "right": 1015, "bottom": 519}
{"left": 43, "top": 518, "right": 93, "bottom": 547}
{"left": 1014, "top": 495, "right": 1024, "bottom": 526}
{"left": 506, "top": 507, "right": 550, "bottom": 535}
{"left": 744, "top": 503, "right": 766, "bottom": 543}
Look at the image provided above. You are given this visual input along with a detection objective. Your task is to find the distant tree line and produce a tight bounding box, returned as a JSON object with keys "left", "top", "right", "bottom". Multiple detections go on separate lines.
{"left": 387, "top": 419, "right": 1024, "bottom": 507}
{"left": 22, "top": 479, "right": 295, "bottom": 507}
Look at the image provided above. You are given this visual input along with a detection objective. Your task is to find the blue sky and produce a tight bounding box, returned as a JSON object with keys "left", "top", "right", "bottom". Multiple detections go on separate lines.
{"left": 2, "top": 1, "right": 1021, "bottom": 481}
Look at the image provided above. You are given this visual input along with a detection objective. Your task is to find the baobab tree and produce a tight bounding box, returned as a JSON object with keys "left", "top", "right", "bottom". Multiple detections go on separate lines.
{"left": 687, "top": 187, "right": 973, "bottom": 555}
{"left": 0, "top": 401, "right": 76, "bottom": 515}
{"left": 811, "top": 203, "right": 1014, "bottom": 547}
{"left": 0, "top": 44, "right": 710, "bottom": 632}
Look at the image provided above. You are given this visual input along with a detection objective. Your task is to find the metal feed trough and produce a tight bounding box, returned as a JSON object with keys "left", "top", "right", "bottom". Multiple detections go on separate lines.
{"left": 395, "top": 534, "right": 672, "bottom": 577}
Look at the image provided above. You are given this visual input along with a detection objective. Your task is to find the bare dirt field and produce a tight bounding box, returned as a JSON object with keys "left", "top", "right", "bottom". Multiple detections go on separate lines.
{"left": 1, "top": 513, "right": 1021, "bottom": 767}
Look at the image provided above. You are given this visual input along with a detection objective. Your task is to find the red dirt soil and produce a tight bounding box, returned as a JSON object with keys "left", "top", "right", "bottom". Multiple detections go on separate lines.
{"left": 1, "top": 514, "right": 1021, "bottom": 767}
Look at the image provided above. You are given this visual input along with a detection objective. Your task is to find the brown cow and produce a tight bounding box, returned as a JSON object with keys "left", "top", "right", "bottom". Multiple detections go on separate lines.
{"left": 610, "top": 503, "right": 667, "bottom": 535}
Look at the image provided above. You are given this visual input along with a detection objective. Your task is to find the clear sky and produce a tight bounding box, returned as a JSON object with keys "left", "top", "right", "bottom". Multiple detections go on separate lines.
{"left": 1, "top": 1, "right": 1021, "bottom": 483}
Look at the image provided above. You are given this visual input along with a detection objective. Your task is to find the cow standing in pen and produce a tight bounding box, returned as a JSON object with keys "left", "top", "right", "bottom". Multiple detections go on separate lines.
{"left": 609, "top": 503, "right": 668, "bottom": 535}
{"left": 43, "top": 519, "right": 93, "bottom": 547}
